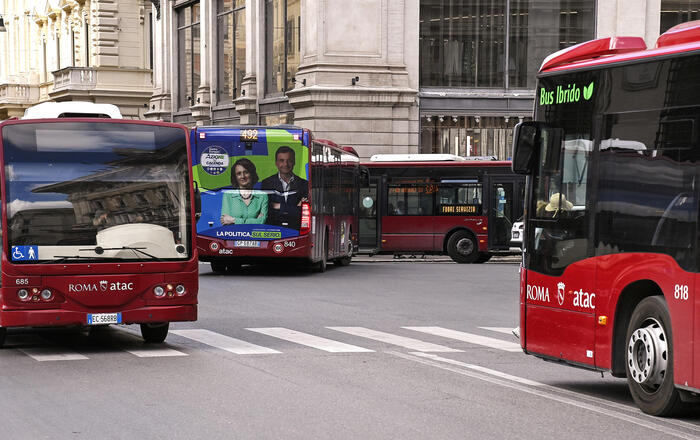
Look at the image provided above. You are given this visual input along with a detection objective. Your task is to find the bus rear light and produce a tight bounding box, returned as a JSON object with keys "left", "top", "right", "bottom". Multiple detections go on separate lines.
{"left": 17, "top": 289, "right": 29, "bottom": 300}
{"left": 300, "top": 202, "right": 311, "bottom": 235}
{"left": 40, "top": 289, "right": 53, "bottom": 301}
{"left": 153, "top": 286, "right": 165, "bottom": 298}
{"left": 175, "top": 285, "right": 186, "bottom": 296}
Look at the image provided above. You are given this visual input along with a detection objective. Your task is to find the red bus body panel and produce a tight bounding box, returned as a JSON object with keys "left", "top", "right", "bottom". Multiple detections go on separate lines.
{"left": 0, "top": 119, "right": 198, "bottom": 328}
{"left": 522, "top": 253, "right": 696, "bottom": 389}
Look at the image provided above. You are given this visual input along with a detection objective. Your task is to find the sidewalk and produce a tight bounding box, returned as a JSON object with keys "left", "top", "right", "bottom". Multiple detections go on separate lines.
{"left": 353, "top": 253, "right": 522, "bottom": 264}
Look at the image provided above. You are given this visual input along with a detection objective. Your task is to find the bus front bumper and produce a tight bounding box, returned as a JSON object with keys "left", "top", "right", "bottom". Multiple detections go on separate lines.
{"left": 0, "top": 304, "right": 197, "bottom": 328}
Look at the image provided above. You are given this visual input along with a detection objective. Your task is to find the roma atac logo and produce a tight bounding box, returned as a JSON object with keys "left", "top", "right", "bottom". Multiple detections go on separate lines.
{"left": 557, "top": 282, "right": 565, "bottom": 306}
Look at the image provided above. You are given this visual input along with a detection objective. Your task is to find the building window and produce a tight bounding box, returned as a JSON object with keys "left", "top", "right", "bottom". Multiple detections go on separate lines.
{"left": 661, "top": 1, "right": 700, "bottom": 33}
{"left": 420, "top": 1, "right": 506, "bottom": 88}
{"left": 217, "top": 0, "right": 246, "bottom": 103}
{"left": 56, "top": 35, "right": 61, "bottom": 70}
{"left": 419, "top": 1, "right": 595, "bottom": 89}
{"left": 84, "top": 21, "right": 90, "bottom": 67}
{"left": 508, "top": 1, "right": 595, "bottom": 89}
{"left": 265, "top": 0, "right": 301, "bottom": 96}
{"left": 177, "top": 2, "right": 201, "bottom": 111}
{"left": 420, "top": 116, "right": 528, "bottom": 159}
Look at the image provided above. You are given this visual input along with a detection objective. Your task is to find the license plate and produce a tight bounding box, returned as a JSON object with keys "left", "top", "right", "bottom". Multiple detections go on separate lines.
{"left": 512, "top": 232, "right": 520, "bottom": 239}
{"left": 87, "top": 313, "right": 122, "bottom": 325}
{"left": 234, "top": 240, "right": 260, "bottom": 247}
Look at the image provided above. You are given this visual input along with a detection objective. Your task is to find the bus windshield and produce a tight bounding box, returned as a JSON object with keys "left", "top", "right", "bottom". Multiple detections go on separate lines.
{"left": 2, "top": 122, "right": 192, "bottom": 263}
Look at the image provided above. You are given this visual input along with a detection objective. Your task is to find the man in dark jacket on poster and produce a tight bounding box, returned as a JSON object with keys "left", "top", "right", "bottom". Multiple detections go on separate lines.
{"left": 261, "top": 146, "right": 308, "bottom": 230}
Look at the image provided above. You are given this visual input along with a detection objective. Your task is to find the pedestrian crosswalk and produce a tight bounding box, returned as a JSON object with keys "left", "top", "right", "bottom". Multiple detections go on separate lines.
{"left": 3, "top": 325, "right": 521, "bottom": 361}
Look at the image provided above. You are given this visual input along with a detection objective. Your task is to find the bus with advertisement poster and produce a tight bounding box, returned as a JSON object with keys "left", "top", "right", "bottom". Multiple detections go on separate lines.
{"left": 512, "top": 21, "right": 700, "bottom": 415}
{"left": 0, "top": 117, "right": 198, "bottom": 346}
{"left": 192, "top": 126, "right": 361, "bottom": 272}
{"left": 359, "top": 154, "right": 524, "bottom": 263}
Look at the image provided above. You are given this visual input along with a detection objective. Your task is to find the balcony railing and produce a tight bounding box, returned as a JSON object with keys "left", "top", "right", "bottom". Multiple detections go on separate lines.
{"left": 51, "top": 67, "right": 97, "bottom": 92}
{"left": 0, "top": 83, "right": 40, "bottom": 104}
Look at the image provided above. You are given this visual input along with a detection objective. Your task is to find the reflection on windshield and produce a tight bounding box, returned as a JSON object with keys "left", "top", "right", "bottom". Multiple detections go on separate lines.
{"left": 3, "top": 122, "right": 191, "bottom": 262}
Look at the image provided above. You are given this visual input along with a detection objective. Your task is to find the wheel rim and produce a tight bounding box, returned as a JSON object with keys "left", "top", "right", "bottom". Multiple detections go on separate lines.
{"left": 455, "top": 237, "right": 474, "bottom": 256}
{"left": 627, "top": 317, "right": 668, "bottom": 392}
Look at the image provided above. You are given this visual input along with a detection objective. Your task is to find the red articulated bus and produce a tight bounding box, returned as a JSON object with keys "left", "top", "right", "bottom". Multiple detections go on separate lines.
{"left": 359, "top": 154, "right": 525, "bottom": 263}
{"left": 192, "top": 126, "right": 363, "bottom": 272}
{"left": 512, "top": 20, "right": 700, "bottom": 415}
{"left": 0, "top": 117, "right": 198, "bottom": 345}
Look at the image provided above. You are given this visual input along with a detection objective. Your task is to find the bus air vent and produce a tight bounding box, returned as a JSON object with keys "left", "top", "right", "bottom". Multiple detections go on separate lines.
{"left": 540, "top": 37, "right": 646, "bottom": 72}
{"left": 656, "top": 20, "right": 700, "bottom": 48}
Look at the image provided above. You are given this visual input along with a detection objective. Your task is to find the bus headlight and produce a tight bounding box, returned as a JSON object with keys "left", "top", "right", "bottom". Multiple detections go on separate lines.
{"left": 153, "top": 286, "right": 165, "bottom": 297}
{"left": 175, "top": 284, "right": 186, "bottom": 296}
{"left": 17, "top": 289, "right": 29, "bottom": 300}
{"left": 40, "top": 289, "right": 53, "bottom": 301}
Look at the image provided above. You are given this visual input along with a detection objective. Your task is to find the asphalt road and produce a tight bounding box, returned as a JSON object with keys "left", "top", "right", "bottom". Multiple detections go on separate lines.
{"left": 1, "top": 259, "right": 699, "bottom": 440}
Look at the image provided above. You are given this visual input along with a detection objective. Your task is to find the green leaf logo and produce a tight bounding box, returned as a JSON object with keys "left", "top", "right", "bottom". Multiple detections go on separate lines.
{"left": 583, "top": 82, "right": 594, "bottom": 100}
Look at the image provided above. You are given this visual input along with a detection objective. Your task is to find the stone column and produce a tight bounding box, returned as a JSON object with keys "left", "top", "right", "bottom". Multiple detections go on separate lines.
{"left": 190, "top": 0, "right": 212, "bottom": 125}
{"left": 146, "top": 1, "right": 173, "bottom": 120}
{"left": 597, "top": 0, "right": 661, "bottom": 48}
{"left": 287, "top": 0, "right": 418, "bottom": 158}
{"left": 235, "top": 0, "right": 259, "bottom": 125}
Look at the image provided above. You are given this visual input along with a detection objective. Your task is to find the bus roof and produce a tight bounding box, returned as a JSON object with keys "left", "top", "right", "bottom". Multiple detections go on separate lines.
{"left": 22, "top": 101, "right": 122, "bottom": 119}
{"left": 362, "top": 159, "right": 512, "bottom": 168}
{"left": 369, "top": 154, "right": 497, "bottom": 162}
{"left": 540, "top": 20, "right": 700, "bottom": 75}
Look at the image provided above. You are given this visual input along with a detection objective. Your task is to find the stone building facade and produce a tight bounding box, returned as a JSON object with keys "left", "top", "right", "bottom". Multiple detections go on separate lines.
{"left": 0, "top": 0, "right": 154, "bottom": 119}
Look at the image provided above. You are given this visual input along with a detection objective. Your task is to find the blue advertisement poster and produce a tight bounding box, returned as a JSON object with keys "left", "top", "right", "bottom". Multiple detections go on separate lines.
{"left": 192, "top": 127, "right": 309, "bottom": 241}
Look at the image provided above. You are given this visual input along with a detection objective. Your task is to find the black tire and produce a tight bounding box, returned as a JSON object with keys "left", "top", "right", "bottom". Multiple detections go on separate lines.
{"left": 140, "top": 322, "right": 169, "bottom": 344}
{"left": 0, "top": 327, "right": 6, "bottom": 348}
{"left": 226, "top": 262, "right": 241, "bottom": 273}
{"left": 446, "top": 231, "right": 479, "bottom": 263}
{"left": 334, "top": 241, "right": 353, "bottom": 267}
{"left": 315, "top": 232, "right": 329, "bottom": 272}
{"left": 475, "top": 253, "right": 492, "bottom": 263}
{"left": 210, "top": 261, "right": 227, "bottom": 274}
{"left": 625, "top": 296, "right": 684, "bottom": 416}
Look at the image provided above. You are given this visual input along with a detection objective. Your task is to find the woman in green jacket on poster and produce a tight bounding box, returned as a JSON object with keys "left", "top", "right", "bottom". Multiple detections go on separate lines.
{"left": 220, "top": 158, "right": 268, "bottom": 225}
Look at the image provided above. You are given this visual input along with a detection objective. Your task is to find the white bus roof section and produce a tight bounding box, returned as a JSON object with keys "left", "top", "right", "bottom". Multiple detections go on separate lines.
{"left": 369, "top": 154, "right": 497, "bottom": 162}
{"left": 22, "top": 102, "right": 122, "bottom": 119}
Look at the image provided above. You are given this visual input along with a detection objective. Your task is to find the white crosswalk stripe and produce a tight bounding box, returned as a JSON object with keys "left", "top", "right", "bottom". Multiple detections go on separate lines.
{"left": 479, "top": 327, "right": 518, "bottom": 336}
{"left": 19, "top": 347, "right": 89, "bottom": 361}
{"left": 403, "top": 326, "right": 522, "bottom": 352}
{"left": 124, "top": 346, "right": 189, "bottom": 358}
{"left": 327, "top": 327, "right": 462, "bottom": 353}
{"left": 247, "top": 327, "right": 374, "bottom": 353}
{"left": 172, "top": 329, "right": 280, "bottom": 354}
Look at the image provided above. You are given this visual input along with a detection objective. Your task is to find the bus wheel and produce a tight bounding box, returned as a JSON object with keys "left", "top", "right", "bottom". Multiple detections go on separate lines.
{"left": 140, "top": 322, "right": 170, "bottom": 344}
{"left": 625, "top": 296, "right": 684, "bottom": 416}
{"left": 335, "top": 242, "right": 353, "bottom": 267}
{"left": 210, "top": 261, "right": 227, "bottom": 274}
{"left": 0, "top": 327, "right": 6, "bottom": 348}
{"left": 447, "top": 231, "right": 479, "bottom": 263}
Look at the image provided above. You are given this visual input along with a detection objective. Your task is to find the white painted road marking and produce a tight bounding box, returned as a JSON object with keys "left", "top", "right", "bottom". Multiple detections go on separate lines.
{"left": 125, "top": 346, "right": 189, "bottom": 358}
{"left": 404, "top": 326, "right": 522, "bottom": 352}
{"left": 19, "top": 347, "right": 89, "bottom": 361}
{"left": 247, "top": 328, "right": 374, "bottom": 353}
{"left": 392, "top": 352, "right": 700, "bottom": 440}
{"left": 172, "top": 329, "right": 280, "bottom": 354}
{"left": 479, "top": 327, "right": 517, "bottom": 336}
{"left": 327, "top": 327, "right": 462, "bottom": 353}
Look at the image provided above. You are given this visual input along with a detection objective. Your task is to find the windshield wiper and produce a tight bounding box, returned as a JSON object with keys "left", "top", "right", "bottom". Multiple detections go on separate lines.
{"left": 83, "top": 246, "right": 162, "bottom": 261}
{"left": 52, "top": 255, "right": 120, "bottom": 264}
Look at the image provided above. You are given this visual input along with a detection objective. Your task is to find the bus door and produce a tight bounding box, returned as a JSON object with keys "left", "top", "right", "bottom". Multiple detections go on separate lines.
{"left": 487, "top": 178, "right": 517, "bottom": 250}
{"left": 525, "top": 131, "right": 597, "bottom": 366}
{"left": 358, "top": 175, "right": 383, "bottom": 253}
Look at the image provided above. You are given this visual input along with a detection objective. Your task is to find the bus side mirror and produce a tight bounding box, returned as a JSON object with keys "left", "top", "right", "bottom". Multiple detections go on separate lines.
{"left": 193, "top": 181, "right": 202, "bottom": 220}
{"left": 512, "top": 122, "right": 538, "bottom": 174}
{"left": 360, "top": 166, "right": 370, "bottom": 186}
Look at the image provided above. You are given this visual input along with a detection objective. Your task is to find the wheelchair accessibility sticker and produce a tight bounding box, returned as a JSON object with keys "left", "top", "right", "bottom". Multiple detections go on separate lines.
{"left": 12, "top": 246, "right": 38, "bottom": 261}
